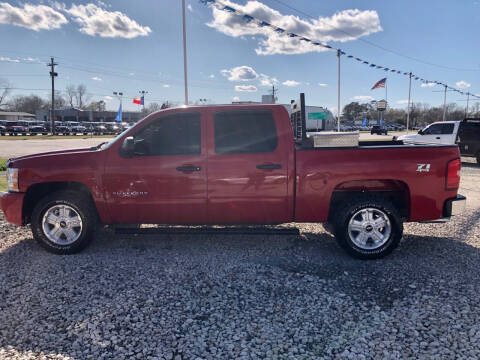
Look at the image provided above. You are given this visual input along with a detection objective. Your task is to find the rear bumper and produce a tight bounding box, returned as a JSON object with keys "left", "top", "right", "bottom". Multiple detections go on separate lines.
{"left": 443, "top": 194, "right": 466, "bottom": 217}
{"left": 0, "top": 191, "right": 25, "bottom": 226}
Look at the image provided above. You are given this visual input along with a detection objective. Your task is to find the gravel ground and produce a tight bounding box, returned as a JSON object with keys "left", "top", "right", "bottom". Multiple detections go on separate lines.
{"left": 0, "top": 158, "right": 479, "bottom": 359}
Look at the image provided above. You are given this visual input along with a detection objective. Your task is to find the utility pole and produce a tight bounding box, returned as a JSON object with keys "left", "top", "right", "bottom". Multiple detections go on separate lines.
{"left": 442, "top": 84, "right": 448, "bottom": 122}
{"left": 336, "top": 49, "right": 341, "bottom": 132}
{"left": 406, "top": 72, "right": 412, "bottom": 135}
{"left": 182, "top": 0, "right": 189, "bottom": 105}
{"left": 47, "top": 57, "right": 58, "bottom": 135}
{"left": 269, "top": 85, "right": 278, "bottom": 104}
{"left": 466, "top": 92, "right": 470, "bottom": 118}
{"left": 139, "top": 90, "right": 148, "bottom": 111}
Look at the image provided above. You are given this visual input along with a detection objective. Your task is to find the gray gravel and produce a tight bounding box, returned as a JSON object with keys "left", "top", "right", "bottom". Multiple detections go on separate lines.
{"left": 1, "top": 158, "right": 480, "bottom": 359}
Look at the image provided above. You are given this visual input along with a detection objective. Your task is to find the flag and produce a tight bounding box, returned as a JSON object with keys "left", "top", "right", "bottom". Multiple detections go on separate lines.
{"left": 362, "top": 117, "right": 367, "bottom": 126}
{"left": 133, "top": 97, "right": 141, "bottom": 105}
{"left": 371, "top": 78, "right": 387, "bottom": 90}
{"left": 114, "top": 103, "right": 122, "bottom": 122}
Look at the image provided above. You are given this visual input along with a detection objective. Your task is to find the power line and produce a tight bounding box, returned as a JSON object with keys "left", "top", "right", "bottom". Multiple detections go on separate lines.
{"left": 269, "top": 0, "right": 480, "bottom": 72}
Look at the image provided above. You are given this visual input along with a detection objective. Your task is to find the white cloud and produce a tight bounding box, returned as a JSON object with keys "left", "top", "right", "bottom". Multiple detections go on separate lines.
{"left": 187, "top": 3, "right": 193, "bottom": 12}
{"left": 208, "top": 74, "right": 215, "bottom": 79}
{"left": 0, "top": 56, "right": 20, "bottom": 63}
{"left": 66, "top": 3, "right": 151, "bottom": 38}
{"left": 104, "top": 95, "right": 113, "bottom": 101}
{"left": 456, "top": 80, "right": 471, "bottom": 89}
{"left": 421, "top": 82, "right": 435, "bottom": 88}
{"left": 129, "top": 72, "right": 135, "bottom": 76}
{"left": 352, "top": 95, "right": 374, "bottom": 102}
{"left": 318, "top": 83, "right": 328, "bottom": 87}
{"left": 221, "top": 65, "right": 258, "bottom": 81}
{"left": 259, "top": 73, "right": 278, "bottom": 86}
{"left": 207, "top": 0, "right": 382, "bottom": 55}
{"left": 232, "top": 96, "right": 240, "bottom": 101}
{"left": 163, "top": 84, "right": 170, "bottom": 88}
{"left": 0, "top": 2, "right": 68, "bottom": 31}
{"left": 282, "top": 80, "right": 300, "bottom": 87}
{"left": 396, "top": 99, "right": 409, "bottom": 105}
{"left": 235, "top": 85, "right": 257, "bottom": 92}
{"left": 91, "top": 76, "right": 102, "bottom": 81}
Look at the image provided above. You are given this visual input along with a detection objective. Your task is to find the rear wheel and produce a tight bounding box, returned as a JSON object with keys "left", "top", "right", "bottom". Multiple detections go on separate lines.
{"left": 31, "top": 191, "right": 97, "bottom": 254}
{"left": 332, "top": 196, "right": 403, "bottom": 259}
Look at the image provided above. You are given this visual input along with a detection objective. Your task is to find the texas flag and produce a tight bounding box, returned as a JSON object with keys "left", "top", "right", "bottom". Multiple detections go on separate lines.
{"left": 371, "top": 77, "right": 387, "bottom": 90}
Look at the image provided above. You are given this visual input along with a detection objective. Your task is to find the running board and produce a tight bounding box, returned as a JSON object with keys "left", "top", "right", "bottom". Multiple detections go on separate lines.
{"left": 115, "top": 226, "right": 300, "bottom": 235}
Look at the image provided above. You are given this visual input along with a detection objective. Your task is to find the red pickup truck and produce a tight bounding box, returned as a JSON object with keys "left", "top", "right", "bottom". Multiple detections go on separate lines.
{"left": 1, "top": 101, "right": 465, "bottom": 259}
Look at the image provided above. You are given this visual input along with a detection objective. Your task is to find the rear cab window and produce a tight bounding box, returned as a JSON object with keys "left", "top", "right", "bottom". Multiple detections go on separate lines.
{"left": 213, "top": 110, "right": 278, "bottom": 154}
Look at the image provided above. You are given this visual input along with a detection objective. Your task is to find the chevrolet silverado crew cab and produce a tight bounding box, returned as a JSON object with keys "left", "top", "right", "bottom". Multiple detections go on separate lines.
{"left": 1, "top": 94, "right": 466, "bottom": 259}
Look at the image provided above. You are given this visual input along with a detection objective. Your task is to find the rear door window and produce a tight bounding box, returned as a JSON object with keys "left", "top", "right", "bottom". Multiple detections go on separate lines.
{"left": 214, "top": 110, "right": 278, "bottom": 154}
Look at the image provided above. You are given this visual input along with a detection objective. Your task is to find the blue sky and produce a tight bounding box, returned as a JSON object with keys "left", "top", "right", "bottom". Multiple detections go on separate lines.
{"left": 0, "top": 0, "right": 479, "bottom": 112}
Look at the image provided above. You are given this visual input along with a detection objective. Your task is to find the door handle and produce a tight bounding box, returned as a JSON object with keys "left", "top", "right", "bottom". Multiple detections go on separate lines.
{"left": 436, "top": 137, "right": 441, "bottom": 139}
{"left": 176, "top": 166, "right": 201, "bottom": 172}
{"left": 256, "top": 163, "right": 282, "bottom": 170}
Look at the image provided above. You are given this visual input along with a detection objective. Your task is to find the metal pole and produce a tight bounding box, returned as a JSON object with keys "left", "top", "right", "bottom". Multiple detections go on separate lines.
{"left": 466, "top": 93, "right": 470, "bottom": 117}
{"left": 442, "top": 85, "right": 447, "bottom": 121}
{"left": 337, "top": 49, "right": 341, "bottom": 132}
{"left": 406, "top": 72, "right": 412, "bottom": 135}
{"left": 182, "top": 0, "right": 189, "bottom": 105}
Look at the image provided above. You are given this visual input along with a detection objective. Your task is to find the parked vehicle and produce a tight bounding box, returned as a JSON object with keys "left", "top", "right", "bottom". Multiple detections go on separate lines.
{"left": 53, "top": 122, "right": 71, "bottom": 135}
{"left": 105, "top": 122, "right": 121, "bottom": 135}
{"left": 456, "top": 119, "right": 480, "bottom": 164}
{"left": 0, "top": 95, "right": 465, "bottom": 259}
{"left": 4, "top": 121, "right": 28, "bottom": 136}
{"left": 66, "top": 122, "right": 87, "bottom": 135}
{"left": 397, "top": 120, "right": 480, "bottom": 164}
{"left": 371, "top": 125, "right": 388, "bottom": 135}
{"left": 0, "top": 124, "right": 5, "bottom": 136}
{"left": 93, "top": 122, "right": 107, "bottom": 135}
{"left": 28, "top": 121, "right": 48, "bottom": 135}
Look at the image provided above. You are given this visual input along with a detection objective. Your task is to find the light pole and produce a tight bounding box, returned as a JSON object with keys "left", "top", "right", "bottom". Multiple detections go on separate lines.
{"left": 139, "top": 90, "right": 148, "bottom": 111}
{"left": 113, "top": 91, "right": 123, "bottom": 107}
{"left": 182, "top": 0, "right": 189, "bottom": 105}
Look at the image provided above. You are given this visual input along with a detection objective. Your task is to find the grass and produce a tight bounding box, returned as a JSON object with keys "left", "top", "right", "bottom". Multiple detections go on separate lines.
{"left": 0, "top": 158, "right": 6, "bottom": 171}
{"left": 0, "top": 172, "right": 6, "bottom": 192}
{"left": 0, "top": 134, "right": 115, "bottom": 140}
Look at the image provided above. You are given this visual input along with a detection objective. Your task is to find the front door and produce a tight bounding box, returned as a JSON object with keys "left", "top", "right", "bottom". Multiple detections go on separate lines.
{"left": 206, "top": 108, "right": 290, "bottom": 224}
{"left": 104, "top": 111, "right": 207, "bottom": 224}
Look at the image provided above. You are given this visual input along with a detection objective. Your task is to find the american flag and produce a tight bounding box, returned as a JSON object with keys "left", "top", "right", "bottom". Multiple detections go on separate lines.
{"left": 371, "top": 78, "right": 387, "bottom": 90}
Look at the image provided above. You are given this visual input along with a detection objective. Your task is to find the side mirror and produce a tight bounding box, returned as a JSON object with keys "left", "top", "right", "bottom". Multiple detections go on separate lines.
{"left": 121, "top": 136, "right": 135, "bottom": 157}
{"left": 418, "top": 129, "right": 423, "bottom": 135}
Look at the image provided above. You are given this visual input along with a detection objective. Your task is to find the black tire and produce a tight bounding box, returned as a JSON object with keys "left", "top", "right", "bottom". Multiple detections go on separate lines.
{"left": 332, "top": 195, "right": 403, "bottom": 259}
{"left": 31, "top": 190, "right": 98, "bottom": 254}
{"left": 476, "top": 152, "right": 480, "bottom": 165}
{"left": 322, "top": 222, "right": 335, "bottom": 235}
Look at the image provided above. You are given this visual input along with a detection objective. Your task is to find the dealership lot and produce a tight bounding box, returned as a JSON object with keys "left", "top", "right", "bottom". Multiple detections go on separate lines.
{"left": 0, "top": 158, "right": 479, "bottom": 359}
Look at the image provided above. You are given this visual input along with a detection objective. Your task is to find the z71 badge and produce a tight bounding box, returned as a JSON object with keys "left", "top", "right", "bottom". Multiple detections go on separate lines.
{"left": 416, "top": 164, "right": 431, "bottom": 172}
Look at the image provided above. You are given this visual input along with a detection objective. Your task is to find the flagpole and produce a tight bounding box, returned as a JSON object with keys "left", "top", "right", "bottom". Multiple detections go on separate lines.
{"left": 385, "top": 77, "right": 387, "bottom": 104}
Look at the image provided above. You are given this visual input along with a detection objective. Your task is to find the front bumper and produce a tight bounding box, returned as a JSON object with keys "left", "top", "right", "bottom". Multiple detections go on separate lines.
{"left": 0, "top": 191, "right": 25, "bottom": 226}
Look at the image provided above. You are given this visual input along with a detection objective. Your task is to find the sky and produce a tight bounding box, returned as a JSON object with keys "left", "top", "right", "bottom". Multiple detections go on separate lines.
{"left": 0, "top": 0, "right": 479, "bottom": 112}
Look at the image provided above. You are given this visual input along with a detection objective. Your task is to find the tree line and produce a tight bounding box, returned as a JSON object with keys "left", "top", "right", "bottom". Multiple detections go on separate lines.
{"left": 343, "top": 101, "right": 480, "bottom": 127}
{"left": 0, "top": 79, "right": 171, "bottom": 116}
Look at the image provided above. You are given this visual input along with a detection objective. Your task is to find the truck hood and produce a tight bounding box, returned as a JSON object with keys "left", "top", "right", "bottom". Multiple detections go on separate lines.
{"left": 8, "top": 147, "right": 101, "bottom": 168}
{"left": 397, "top": 133, "right": 419, "bottom": 142}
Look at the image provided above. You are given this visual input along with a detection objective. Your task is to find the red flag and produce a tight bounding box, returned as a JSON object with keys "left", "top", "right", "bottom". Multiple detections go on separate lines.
{"left": 133, "top": 97, "right": 141, "bottom": 104}
{"left": 371, "top": 78, "right": 387, "bottom": 90}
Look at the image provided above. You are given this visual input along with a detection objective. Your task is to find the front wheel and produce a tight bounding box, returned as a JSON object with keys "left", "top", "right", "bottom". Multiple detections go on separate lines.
{"left": 332, "top": 196, "right": 403, "bottom": 259}
{"left": 31, "top": 191, "right": 97, "bottom": 254}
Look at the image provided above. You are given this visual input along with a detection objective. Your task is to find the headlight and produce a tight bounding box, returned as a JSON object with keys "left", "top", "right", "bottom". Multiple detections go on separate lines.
{"left": 7, "top": 168, "right": 19, "bottom": 192}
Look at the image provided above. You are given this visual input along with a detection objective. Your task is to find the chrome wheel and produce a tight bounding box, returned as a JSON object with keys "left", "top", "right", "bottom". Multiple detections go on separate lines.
{"left": 41, "top": 205, "right": 83, "bottom": 245}
{"left": 348, "top": 208, "right": 391, "bottom": 250}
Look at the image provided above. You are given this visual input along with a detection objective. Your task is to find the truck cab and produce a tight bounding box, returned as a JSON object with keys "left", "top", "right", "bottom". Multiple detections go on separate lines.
{"left": 398, "top": 121, "right": 459, "bottom": 145}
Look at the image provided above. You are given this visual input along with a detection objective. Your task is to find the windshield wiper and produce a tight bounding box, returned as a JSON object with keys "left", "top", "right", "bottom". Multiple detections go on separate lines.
{"left": 90, "top": 141, "right": 107, "bottom": 150}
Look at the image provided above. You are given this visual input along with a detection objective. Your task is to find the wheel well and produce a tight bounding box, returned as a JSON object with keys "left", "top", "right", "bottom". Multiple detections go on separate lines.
{"left": 329, "top": 180, "right": 410, "bottom": 221}
{"left": 23, "top": 182, "right": 94, "bottom": 224}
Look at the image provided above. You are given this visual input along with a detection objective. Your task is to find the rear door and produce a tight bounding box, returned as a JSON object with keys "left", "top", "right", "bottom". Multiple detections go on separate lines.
{"left": 206, "top": 108, "right": 290, "bottom": 224}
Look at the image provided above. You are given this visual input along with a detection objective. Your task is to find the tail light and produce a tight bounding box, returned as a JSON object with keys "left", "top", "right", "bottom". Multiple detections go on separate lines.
{"left": 446, "top": 158, "right": 461, "bottom": 190}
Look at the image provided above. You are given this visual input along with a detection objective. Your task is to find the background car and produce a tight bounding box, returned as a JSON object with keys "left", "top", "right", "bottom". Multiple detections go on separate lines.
{"left": 371, "top": 125, "right": 388, "bottom": 135}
